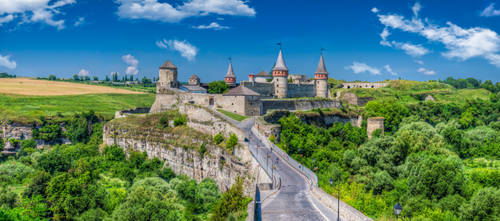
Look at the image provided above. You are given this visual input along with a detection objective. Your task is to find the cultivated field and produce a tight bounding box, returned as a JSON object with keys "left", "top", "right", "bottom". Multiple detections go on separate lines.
{"left": 0, "top": 78, "right": 143, "bottom": 95}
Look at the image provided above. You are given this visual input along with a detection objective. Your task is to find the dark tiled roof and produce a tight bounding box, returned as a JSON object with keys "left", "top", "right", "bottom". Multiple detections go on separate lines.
{"left": 256, "top": 70, "right": 270, "bottom": 77}
{"left": 189, "top": 74, "right": 200, "bottom": 80}
{"left": 224, "top": 85, "right": 260, "bottom": 96}
{"left": 160, "top": 60, "right": 177, "bottom": 69}
{"left": 315, "top": 54, "right": 328, "bottom": 74}
{"left": 182, "top": 85, "right": 207, "bottom": 92}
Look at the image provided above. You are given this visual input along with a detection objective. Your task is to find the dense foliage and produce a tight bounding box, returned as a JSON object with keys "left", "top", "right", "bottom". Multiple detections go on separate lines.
{"left": 0, "top": 142, "right": 250, "bottom": 221}
{"left": 276, "top": 104, "right": 500, "bottom": 220}
{"left": 207, "top": 81, "right": 229, "bottom": 94}
{"left": 441, "top": 77, "right": 500, "bottom": 93}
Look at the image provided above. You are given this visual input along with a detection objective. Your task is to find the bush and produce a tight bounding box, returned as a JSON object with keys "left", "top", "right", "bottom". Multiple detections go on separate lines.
{"left": 213, "top": 133, "right": 224, "bottom": 145}
{"left": 210, "top": 178, "right": 251, "bottom": 220}
{"left": 226, "top": 134, "right": 238, "bottom": 150}
{"left": 459, "top": 187, "right": 500, "bottom": 220}
{"left": 158, "top": 114, "right": 169, "bottom": 129}
{"left": 207, "top": 81, "right": 229, "bottom": 94}
{"left": 173, "top": 115, "right": 187, "bottom": 127}
{"left": 368, "top": 170, "right": 394, "bottom": 194}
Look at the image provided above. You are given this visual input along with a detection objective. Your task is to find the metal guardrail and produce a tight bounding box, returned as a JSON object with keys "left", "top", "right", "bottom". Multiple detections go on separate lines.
{"left": 251, "top": 127, "right": 318, "bottom": 189}
{"left": 247, "top": 133, "right": 281, "bottom": 190}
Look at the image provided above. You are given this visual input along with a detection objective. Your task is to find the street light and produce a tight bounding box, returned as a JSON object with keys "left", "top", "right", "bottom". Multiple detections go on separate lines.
{"left": 329, "top": 178, "right": 340, "bottom": 221}
{"left": 394, "top": 203, "right": 402, "bottom": 219}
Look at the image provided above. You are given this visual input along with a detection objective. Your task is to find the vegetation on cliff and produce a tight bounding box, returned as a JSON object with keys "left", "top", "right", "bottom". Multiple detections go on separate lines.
{"left": 274, "top": 87, "right": 500, "bottom": 220}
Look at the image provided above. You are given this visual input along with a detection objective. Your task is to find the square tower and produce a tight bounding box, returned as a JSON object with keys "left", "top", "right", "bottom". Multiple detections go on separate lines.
{"left": 158, "top": 60, "right": 179, "bottom": 90}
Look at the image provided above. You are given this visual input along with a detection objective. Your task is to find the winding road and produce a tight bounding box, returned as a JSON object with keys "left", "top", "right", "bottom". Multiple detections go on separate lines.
{"left": 237, "top": 118, "right": 339, "bottom": 221}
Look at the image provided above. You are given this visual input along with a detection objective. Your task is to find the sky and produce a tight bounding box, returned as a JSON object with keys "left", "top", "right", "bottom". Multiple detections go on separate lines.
{"left": 1, "top": 0, "right": 500, "bottom": 83}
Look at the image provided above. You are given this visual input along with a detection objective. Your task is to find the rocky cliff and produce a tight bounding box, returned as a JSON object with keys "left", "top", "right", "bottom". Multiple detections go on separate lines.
{"left": 103, "top": 112, "right": 269, "bottom": 195}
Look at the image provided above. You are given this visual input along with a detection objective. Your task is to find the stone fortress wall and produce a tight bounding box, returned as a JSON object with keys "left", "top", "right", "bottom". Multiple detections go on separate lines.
{"left": 367, "top": 117, "right": 385, "bottom": 139}
{"left": 342, "top": 82, "right": 389, "bottom": 89}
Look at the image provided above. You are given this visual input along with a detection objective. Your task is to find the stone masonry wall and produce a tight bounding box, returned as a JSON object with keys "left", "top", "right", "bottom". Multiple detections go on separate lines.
{"left": 367, "top": 117, "right": 384, "bottom": 139}
{"left": 240, "top": 81, "right": 274, "bottom": 97}
{"left": 261, "top": 99, "right": 341, "bottom": 114}
{"left": 287, "top": 83, "right": 316, "bottom": 98}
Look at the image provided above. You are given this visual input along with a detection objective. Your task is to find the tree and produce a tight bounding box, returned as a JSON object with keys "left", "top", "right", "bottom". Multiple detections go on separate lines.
{"left": 210, "top": 178, "right": 251, "bottom": 221}
{"left": 48, "top": 75, "right": 57, "bottom": 80}
{"left": 403, "top": 152, "right": 465, "bottom": 200}
{"left": 226, "top": 134, "right": 238, "bottom": 151}
{"left": 173, "top": 115, "right": 187, "bottom": 127}
{"left": 207, "top": 81, "right": 229, "bottom": 94}
{"left": 105, "top": 75, "right": 110, "bottom": 82}
{"left": 73, "top": 74, "right": 80, "bottom": 81}
{"left": 459, "top": 187, "right": 500, "bottom": 221}
{"left": 93, "top": 76, "right": 98, "bottom": 81}
{"left": 112, "top": 73, "right": 119, "bottom": 82}
{"left": 213, "top": 133, "right": 224, "bottom": 145}
{"left": 365, "top": 99, "right": 409, "bottom": 132}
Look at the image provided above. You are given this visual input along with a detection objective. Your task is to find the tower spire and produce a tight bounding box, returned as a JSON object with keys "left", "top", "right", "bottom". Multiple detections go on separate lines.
{"left": 225, "top": 58, "right": 236, "bottom": 85}
{"left": 315, "top": 52, "right": 328, "bottom": 74}
{"left": 272, "top": 44, "right": 288, "bottom": 72}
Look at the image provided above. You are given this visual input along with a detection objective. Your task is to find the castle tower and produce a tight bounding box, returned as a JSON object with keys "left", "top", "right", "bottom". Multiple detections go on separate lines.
{"left": 314, "top": 53, "right": 329, "bottom": 98}
{"left": 272, "top": 49, "right": 289, "bottom": 98}
{"left": 224, "top": 60, "right": 236, "bottom": 86}
{"left": 158, "top": 60, "right": 178, "bottom": 89}
{"left": 248, "top": 73, "right": 255, "bottom": 83}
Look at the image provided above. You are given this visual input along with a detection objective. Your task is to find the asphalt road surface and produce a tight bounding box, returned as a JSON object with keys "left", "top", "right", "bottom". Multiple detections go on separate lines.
{"left": 238, "top": 118, "right": 339, "bottom": 221}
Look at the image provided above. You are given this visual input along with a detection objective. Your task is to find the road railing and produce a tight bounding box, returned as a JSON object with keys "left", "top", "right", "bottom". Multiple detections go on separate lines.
{"left": 251, "top": 126, "right": 318, "bottom": 189}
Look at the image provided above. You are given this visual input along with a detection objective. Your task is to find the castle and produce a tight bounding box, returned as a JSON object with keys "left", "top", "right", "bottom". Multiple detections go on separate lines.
{"left": 150, "top": 48, "right": 339, "bottom": 116}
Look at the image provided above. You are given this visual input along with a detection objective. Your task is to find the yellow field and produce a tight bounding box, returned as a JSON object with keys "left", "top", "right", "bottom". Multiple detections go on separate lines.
{"left": 0, "top": 78, "right": 143, "bottom": 96}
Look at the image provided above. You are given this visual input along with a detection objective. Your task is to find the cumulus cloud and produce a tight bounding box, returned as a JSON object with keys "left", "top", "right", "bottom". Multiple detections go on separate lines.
{"left": 0, "top": 54, "right": 16, "bottom": 69}
{"left": 78, "top": 69, "right": 89, "bottom": 77}
{"left": 122, "top": 54, "right": 139, "bottom": 75}
{"left": 345, "top": 62, "right": 381, "bottom": 75}
{"left": 415, "top": 60, "right": 424, "bottom": 65}
{"left": 480, "top": 3, "right": 500, "bottom": 17}
{"left": 384, "top": 65, "right": 398, "bottom": 76}
{"left": 0, "top": 0, "right": 75, "bottom": 29}
{"left": 193, "top": 22, "right": 229, "bottom": 30}
{"left": 156, "top": 39, "right": 198, "bottom": 61}
{"left": 116, "top": 0, "right": 255, "bottom": 23}
{"left": 392, "top": 41, "right": 429, "bottom": 57}
{"left": 371, "top": 7, "right": 379, "bottom": 13}
{"left": 412, "top": 2, "right": 422, "bottom": 17}
{"left": 374, "top": 2, "right": 500, "bottom": 67}
{"left": 74, "top": 17, "right": 84, "bottom": 27}
{"left": 417, "top": 67, "right": 436, "bottom": 75}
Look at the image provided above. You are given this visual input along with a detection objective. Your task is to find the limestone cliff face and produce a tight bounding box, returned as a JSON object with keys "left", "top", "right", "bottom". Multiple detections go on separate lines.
{"left": 103, "top": 118, "right": 268, "bottom": 195}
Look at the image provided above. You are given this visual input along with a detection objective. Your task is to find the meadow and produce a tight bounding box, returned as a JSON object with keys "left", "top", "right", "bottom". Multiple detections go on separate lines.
{"left": 0, "top": 78, "right": 155, "bottom": 123}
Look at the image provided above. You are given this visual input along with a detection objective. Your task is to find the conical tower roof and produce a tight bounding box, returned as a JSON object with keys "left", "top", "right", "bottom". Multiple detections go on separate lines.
{"left": 225, "top": 62, "right": 236, "bottom": 78}
{"left": 160, "top": 60, "right": 177, "bottom": 69}
{"left": 272, "top": 49, "right": 288, "bottom": 71}
{"left": 315, "top": 54, "right": 328, "bottom": 74}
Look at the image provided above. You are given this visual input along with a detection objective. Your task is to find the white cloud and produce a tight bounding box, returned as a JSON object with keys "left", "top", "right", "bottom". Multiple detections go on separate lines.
{"left": 78, "top": 69, "right": 89, "bottom": 77}
{"left": 371, "top": 7, "right": 379, "bottom": 13}
{"left": 480, "top": 3, "right": 500, "bottom": 17}
{"left": 116, "top": 0, "right": 255, "bottom": 23}
{"left": 345, "top": 62, "right": 381, "bottom": 75}
{"left": 392, "top": 41, "right": 429, "bottom": 56}
{"left": 415, "top": 60, "right": 424, "bottom": 65}
{"left": 380, "top": 27, "right": 391, "bottom": 46}
{"left": 412, "top": 2, "right": 421, "bottom": 17}
{"left": 193, "top": 22, "right": 229, "bottom": 30}
{"left": 0, "top": 0, "right": 75, "bottom": 29}
{"left": 74, "top": 17, "right": 84, "bottom": 27}
{"left": 122, "top": 54, "right": 139, "bottom": 75}
{"left": 156, "top": 39, "right": 198, "bottom": 61}
{"left": 375, "top": 3, "right": 500, "bottom": 67}
{"left": 417, "top": 67, "right": 436, "bottom": 75}
{"left": 384, "top": 65, "right": 398, "bottom": 76}
{"left": 0, "top": 54, "right": 16, "bottom": 69}
{"left": 0, "top": 14, "right": 13, "bottom": 25}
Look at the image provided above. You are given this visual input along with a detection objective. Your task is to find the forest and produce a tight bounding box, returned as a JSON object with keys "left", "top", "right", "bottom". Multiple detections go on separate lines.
{"left": 274, "top": 87, "right": 500, "bottom": 220}
{"left": 0, "top": 112, "right": 250, "bottom": 221}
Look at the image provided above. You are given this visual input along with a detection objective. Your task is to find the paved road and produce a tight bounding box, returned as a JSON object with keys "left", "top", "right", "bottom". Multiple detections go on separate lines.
{"left": 237, "top": 118, "right": 339, "bottom": 221}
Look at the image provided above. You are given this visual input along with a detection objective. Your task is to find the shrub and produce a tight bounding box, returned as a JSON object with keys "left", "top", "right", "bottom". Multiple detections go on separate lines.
{"left": 213, "top": 133, "right": 224, "bottom": 145}
{"left": 210, "top": 177, "right": 251, "bottom": 220}
{"left": 158, "top": 114, "right": 169, "bottom": 128}
{"left": 173, "top": 115, "right": 187, "bottom": 127}
{"left": 226, "top": 134, "right": 238, "bottom": 150}
{"left": 459, "top": 187, "right": 500, "bottom": 220}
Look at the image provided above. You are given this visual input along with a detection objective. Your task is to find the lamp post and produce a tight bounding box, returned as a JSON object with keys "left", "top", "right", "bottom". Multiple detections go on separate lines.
{"left": 393, "top": 203, "right": 402, "bottom": 220}
{"left": 329, "top": 178, "right": 340, "bottom": 221}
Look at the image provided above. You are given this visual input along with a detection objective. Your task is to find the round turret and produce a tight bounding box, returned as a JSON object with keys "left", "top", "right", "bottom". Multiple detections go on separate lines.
{"left": 224, "top": 61, "right": 236, "bottom": 86}
{"left": 314, "top": 54, "right": 329, "bottom": 98}
{"left": 272, "top": 49, "right": 289, "bottom": 98}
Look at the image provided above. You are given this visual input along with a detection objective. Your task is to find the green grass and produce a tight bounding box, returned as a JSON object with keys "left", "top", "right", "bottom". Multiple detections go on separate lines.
{"left": 0, "top": 93, "right": 155, "bottom": 124}
{"left": 335, "top": 80, "right": 491, "bottom": 104}
{"left": 217, "top": 109, "right": 248, "bottom": 122}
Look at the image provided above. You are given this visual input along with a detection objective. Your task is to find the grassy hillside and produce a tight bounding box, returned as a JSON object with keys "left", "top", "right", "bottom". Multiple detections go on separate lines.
{"left": 0, "top": 93, "right": 155, "bottom": 124}
{"left": 335, "top": 80, "right": 491, "bottom": 104}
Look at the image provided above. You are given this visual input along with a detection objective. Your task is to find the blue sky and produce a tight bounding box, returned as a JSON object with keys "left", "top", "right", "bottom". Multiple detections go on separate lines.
{"left": 1, "top": 0, "right": 500, "bottom": 83}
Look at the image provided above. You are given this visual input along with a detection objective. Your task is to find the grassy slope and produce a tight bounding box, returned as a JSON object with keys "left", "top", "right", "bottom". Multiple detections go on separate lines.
{"left": 217, "top": 109, "right": 248, "bottom": 122}
{"left": 0, "top": 93, "right": 155, "bottom": 124}
{"left": 334, "top": 80, "right": 491, "bottom": 104}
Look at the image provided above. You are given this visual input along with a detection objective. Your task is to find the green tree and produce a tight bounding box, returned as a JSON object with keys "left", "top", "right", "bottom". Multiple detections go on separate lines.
{"left": 403, "top": 152, "right": 465, "bottom": 200}
{"left": 213, "top": 133, "right": 224, "bottom": 145}
{"left": 226, "top": 134, "right": 238, "bottom": 151}
{"left": 207, "top": 81, "right": 229, "bottom": 94}
{"left": 211, "top": 178, "right": 251, "bottom": 221}
{"left": 365, "top": 99, "right": 409, "bottom": 132}
{"left": 459, "top": 187, "right": 500, "bottom": 221}
{"left": 48, "top": 75, "right": 57, "bottom": 80}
